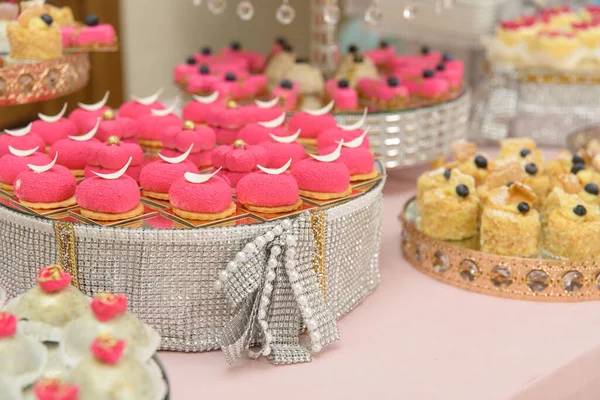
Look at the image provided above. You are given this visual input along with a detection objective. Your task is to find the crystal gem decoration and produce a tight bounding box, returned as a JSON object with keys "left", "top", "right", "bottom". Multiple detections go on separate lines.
{"left": 562, "top": 271, "right": 584, "bottom": 292}
{"left": 276, "top": 0, "right": 295, "bottom": 25}
{"left": 208, "top": 0, "right": 227, "bottom": 14}
{"left": 323, "top": 2, "right": 341, "bottom": 24}
{"left": 490, "top": 265, "right": 513, "bottom": 288}
{"left": 237, "top": 1, "right": 254, "bottom": 20}
{"left": 402, "top": 3, "right": 417, "bottom": 20}
{"left": 526, "top": 270, "right": 549, "bottom": 292}
{"left": 432, "top": 251, "right": 449, "bottom": 273}
{"left": 459, "top": 260, "right": 479, "bottom": 281}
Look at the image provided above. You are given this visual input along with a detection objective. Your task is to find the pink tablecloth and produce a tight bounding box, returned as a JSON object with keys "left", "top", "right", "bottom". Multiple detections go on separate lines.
{"left": 160, "top": 166, "right": 600, "bottom": 400}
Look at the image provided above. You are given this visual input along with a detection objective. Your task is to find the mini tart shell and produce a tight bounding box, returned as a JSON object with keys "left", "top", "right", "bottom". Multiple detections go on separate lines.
{"left": 138, "top": 139, "right": 164, "bottom": 149}
{"left": 299, "top": 186, "right": 352, "bottom": 200}
{"left": 242, "top": 198, "right": 303, "bottom": 214}
{"left": 172, "top": 202, "right": 236, "bottom": 221}
{"left": 80, "top": 203, "right": 144, "bottom": 221}
{"left": 142, "top": 190, "right": 170, "bottom": 201}
{"left": 19, "top": 195, "right": 76, "bottom": 210}
{"left": 350, "top": 169, "right": 378, "bottom": 182}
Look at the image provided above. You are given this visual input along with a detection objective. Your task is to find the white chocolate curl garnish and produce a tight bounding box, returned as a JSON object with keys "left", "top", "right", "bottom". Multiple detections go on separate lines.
{"left": 158, "top": 144, "right": 194, "bottom": 164}
{"left": 258, "top": 113, "right": 286, "bottom": 129}
{"left": 337, "top": 127, "right": 369, "bottom": 148}
{"left": 310, "top": 140, "right": 343, "bottom": 162}
{"left": 257, "top": 158, "right": 292, "bottom": 175}
{"left": 303, "top": 100, "right": 334, "bottom": 116}
{"left": 69, "top": 118, "right": 99, "bottom": 142}
{"left": 78, "top": 91, "right": 110, "bottom": 111}
{"left": 151, "top": 103, "right": 177, "bottom": 117}
{"left": 28, "top": 151, "right": 58, "bottom": 173}
{"left": 270, "top": 129, "right": 300, "bottom": 144}
{"left": 255, "top": 96, "right": 280, "bottom": 109}
{"left": 131, "top": 88, "right": 163, "bottom": 105}
{"left": 5, "top": 123, "right": 32, "bottom": 137}
{"left": 337, "top": 107, "right": 367, "bottom": 131}
{"left": 8, "top": 146, "right": 38, "bottom": 157}
{"left": 184, "top": 166, "right": 222, "bottom": 184}
{"left": 193, "top": 92, "right": 219, "bottom": 104}
{"left": 92, "top": 157, "right": 132, "bottom": 180}
{"left": 38, "top": 103, "right": 68, "bottom": 123}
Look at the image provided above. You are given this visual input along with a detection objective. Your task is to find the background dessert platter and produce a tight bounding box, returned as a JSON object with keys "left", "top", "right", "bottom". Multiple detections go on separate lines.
{"left": 471, "top": 4, "right": 600, "bottom": 147}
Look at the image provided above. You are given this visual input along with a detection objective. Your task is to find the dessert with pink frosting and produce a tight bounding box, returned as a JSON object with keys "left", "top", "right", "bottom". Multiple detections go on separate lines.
{"left": 68, "top": 92, "right": 111, "bottom": 132}
{"left": 194, "top": 46, "right": 216, "bottom": 64}
{"left": 435, "top": 62, "right": 463, "bottom": 91}
{"left": 213, "top": 72, "right": 254, "bottom": 101}
{"left": 187, "top": 64, "right": 221, "bottom": 94}
{"left": 173, "top": 56, "right": 199, "bottom": 84}
{"left": 169, "top": 169, "right": 235, "bottom": 220}
{"left": 160, "top": 121, "right": 216, "bottom": 168}
{"left": 31, "top": 104, "right": 78, "bottom": 149}
{"left": 119, "top": 90, "right": 165, "bottom": 120}
{"left": 78, "top": 109, "right": 137, "bottom": 143}
{"left": 322, "top": 134, "right": 377, "bottom": 182}
{"left": 85, "top": 136, "right": 144, "bottom": 182}
{"left": 205, "top": 101, "right": 253, "bottom": 145}
{"left": 0, "top": 125, "right": 46, "bottom": 158}
{"left": 237, "top": 159, "right": 302, "bottom": 213}
{"left": 403, "top": 69, "right": 450, "bottom": 100}
{"left": 237, "top": 113, "right": 287, "bottom": 145}
{"left": 332, "top": 79, "right": 358, "bottom": 111}
{"left": 62, "top": 14, "right": 117, "bottom": 49}
{"left": 0, "top": 147, "right": 51, "bottom": 191}
{"left": 287, "top": 104, "right": 337, "bottom": 145}
{"left": 317, "top": 125, "right": 370, "bottom": 154}
{"left": 14, "top": 157, "right": 77, "bottom": 209}
{"left": 365, "top": 40, "right": 396, "bottom": 68}
{"left": 221, "top": 41, "right": 266, "bottom": 73}
{"left": 212, "top": 139, "right": 269, "bottom": 188}
{"left": 271, "top": 79, "right": 299, "bottom": 111}
{"left": 140, "top": 147, "right": 199, "bottom": 200}
{"left": 259, "top": 130, "right": 307, "bottom": 168}
{"left": 50, "top": 122, "right": 101, "bottom": 177}
{"left": 182, "top": 92, "right": 220, "bottom": 125}
{"left": 136, "top": 105, "right": 181, "bottom": 149}
{"left": 360, "top": 76, "right": 409, "bottom": 108}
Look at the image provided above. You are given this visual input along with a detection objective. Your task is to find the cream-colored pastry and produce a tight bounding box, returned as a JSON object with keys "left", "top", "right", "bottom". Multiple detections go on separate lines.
{"left": 522, "top": 161, "right": 550, "bottom": 208}
{"left": 20, "top": 1, "right": 75, "bottom": 27}
{"left": 282, "top": 59, "right": 324, "bottom": 96}
{"left": 7, "top": 11, "right": 62, "bottom": 60}
{"left": 477, "top": 161, "right": 525, "bottom": 206}
{"left": 335, "top": 54, "right": 378, "bottom": 88}
{"left": 480, "top": 183, "right": 540, "bottom": 257}
{"left": 452, "top": 141, "right": 489, "bottom": 186}
{"left": 265, "top": 49, "right": 296, "bottom": 89}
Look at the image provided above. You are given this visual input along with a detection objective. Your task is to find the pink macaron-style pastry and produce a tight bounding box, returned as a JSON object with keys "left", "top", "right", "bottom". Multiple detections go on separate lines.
{"left": 136, "top": 104, "right": 182, "bottom": 149}
{"left": 119, "top": 89, "right": 165, "bottom": 120}
{"left": 321, "top": 132, "right": 377, "bottom": 181}
{"left": 418, "top": 46, "right": 442, "bottom": 65}
{"left": 69, "top": 91, "right": 111, "bottom": 133}
{"left": 237, "top": 112, "right": 287, "bottom": 145}
{"left": 287, "top": 102, "right": 338, "bottom": 145}
{"left": 84, "top": 136, "right": 144, "bottom": 182}
{"left": 187, "top": 65, "right": 221, "bottom": 94}
{"left": 50, "top": 119, "right": 101, "bottom": 177}
{"left": 317, "top": 110, "right": 370, "bottom": 152}
{"left": 205, "top": 101, "right": 252, "bottom": 145}
{"left": 140, "top": 144, "right": 199, "bottom": 200}
{"left": 14, "top": 154, "right": 77, "bottom": 209}
{"left": 78, "top": 109, "right": 137, "bottom": 143}
{"left": 418, "top": 69, "right": 450, "bottom": 100}
{"left": 160, "top": 121, "right": 216, "bottom": 169}
{"left": 259, "top": 129, "right": 307, "bottom": 168}
{"left": 236, "top": 159, "right": 302, "bottom": 213}
{"left": 0, "top": 124, "right": 46, "bottom": 158}
{"left": 182, "top": 92, "right": 221, "bottom": 125}
{"left": 441, "top": 52, "right": 464, "bottom": 76}
{"left": 246, "top": 99, "right": 285, "bottom": 124}
{"left": 212, "top": 139, "right": 268, "bottom": 188}
{"left": 332, "top": 79, "right": 358, "bottom": 111}
{"left": 365, "top": 40, "right": 395, "bottom": 68}
{"left": 173, "top": 56, "right": 199, "bottom": 84}
{"left": 291, "top": 143, "right": 352, "bottom": 200}
{"left": 244, "top": 74, "right": 268, "bottom": 97}
{"left": 435, "top": 63, "right": 462, "bottom": 91}
{"left": 271, "top": 79, "right": 298, "bottom": 111}
{"left": 31, "top": 104, "right": 78, "bottom": 149}
{"left": 73, "top": 14, "right": 116, "bottom": 48}
{"left": 374, "top": 76, "right": 409, "bottom": 108}
{"left": 194, "top": 46, "right": 216, "bottom": 64}
{"left": 356, "top": 77, "right": 380, "bottom": 100}
{"left": 169, "top": 168, "right": 235, "bottom": 221}
{"left": 76, "top": 157, "right": 143, "bottom": 221}
{"left": 214, "top": 72, "right": 250, "bottom": 101}
{"left": 0, "top": 146, "right": 51, "bottom": 191}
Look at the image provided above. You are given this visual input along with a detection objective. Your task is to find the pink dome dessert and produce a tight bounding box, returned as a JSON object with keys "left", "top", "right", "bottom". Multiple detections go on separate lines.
{"left": 0, "top": 128, "right": 45, "bottom": 158}
{"left": 332, "top": 79, "right": 358, "bottom": 111}
{"left": 186, "top": 65, "right": 221, "bottom": 94}
{"left": 322, "top": 145, "right": 376, "bottom": 181}
{"left": 69, "top": 105, "right": 110, "bottom": 133}
{"left": 49, "top": 127, "right": 100, "bottom": 177}
{"left": 140, "top": 157, "right": 199, "bottom": 200}
{"left": 212, "top": 140, "right": 268, "bottom": 188}
{"left": 356, "top": 78, "right": 379, "bottom": 100}
{"left": 244, "top": 74, "right": 268, "bottom": 97}
{"left": 272, "top": 79, "right": 298, "bottom": 111}
{"left": 317, "top": 127, "right": 370, "bottom": 152}
{"left": 237, "top": 122, "right": 287, "bottom": 145}
{"left": 84, "top": 136, "right": 144, "bottom": 182}
{"left": 76, "top": 169, "right": 143, "bottom": 221}
{"left": 136, "top": 108, "right": 181, "bottom": 149}
{"left": 182, "top": 95, "right": 220, "bottom": 125}
{"left": 291, "top": 157, "right": 351, "bottom": 200}
{"left": 169, "top": 173, "right": 235, "bottom": 220}
{"left": 287, "top": 111, "right": 337, "bottom": 145}
{"left": 14, "top": 163, "right": 77, "bottom": 209}
{"left": 119, "top": 91, "right": 165, "bottom": 120}
{"left": 418, "top": 69, "right": 450, "bottom": 100}
{"left": 78, "top": 110, "right": 138, "bottom": 143}
{"left": 237, "top": 171, "right": 301, "bottom": 213}
{"left": 193, "top": 47, "right": 216, "bottom": 64}
{"left": 31, "top": 108, "right": 78, "bottom": 148}
{"left": 0, "top": 150, "right": 51, "bottom": 191}
{"left": 260, "top": 141, "right": 306, "bottom": 168}
{"left": 173, "top": 57, "right": 199, "bottom": 83}
{"left": 160, "top": 121, "right": 216, "bottom": 168}
{"left": 205, "top": 101, "right": 251, "bottom": 130}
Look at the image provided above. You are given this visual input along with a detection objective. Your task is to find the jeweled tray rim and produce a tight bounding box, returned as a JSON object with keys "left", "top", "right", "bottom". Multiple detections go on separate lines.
{"left": 400, "top": 196, "right": 600, "bottom": 302}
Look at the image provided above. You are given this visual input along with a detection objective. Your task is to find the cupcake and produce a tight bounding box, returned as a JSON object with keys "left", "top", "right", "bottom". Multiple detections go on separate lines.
{"left": 480, "top": 183, "right": 540, "bottom": 257}
{"left": 75, "top": 157, "right": 143, "bottom": 221}
{"left": 182, "top": 92, "right": 220, "bottom": 125}
{"left": 77, "top": 108, "right": 137, "bottom": 143}
{"left": 160, "top": 121, "right": 215, "bottom": 169}
{"left": 169, "top": 168, "right": 235, "bottom": 220}
{"left": 14, "top": 154, "right": 77, "bottom": 209}
{"left": 211, "top": 139, "right": 269, "bottom": 188}
{"left": 136, "top": 104, "right": 181, "bottom": 149}
{"left": 237, "top": 159, "right": 302, "bottom": 213}
{"left": 68, "top": 91, "right": 110, "bottom": 133}
{"left": 31, "top": 103, "right": 77, "bottom": 149}
{"left": 0, "top": 146, "right": 51, "bottom": 191}
{"left": 119, "top": 89, "right": 164, "bottom": 120}
{"left": 291, "top": 142, "right": 352, "bottom": 200}
{"left": 0, "top": 123, "right": 45, "bottom": 158}
{"left": 49, "top": 120, "right": 100, "bottom": 177}
{"left": 4, "top": 265, "right": 88, "bottom": 342}
{"left": 140, "top": 145, "right": 199, "bottom": 200}
{"left": 84, "top": 136, "right": 144, "bottom": 183}
{"left": 259, "top": 130, "right": 307, "bottom": 168}
{"left": 287, "top": 102, "right": 337, "bottom": 146}
{"left": 237, "top": 112, "right": 287, "bottom": 145}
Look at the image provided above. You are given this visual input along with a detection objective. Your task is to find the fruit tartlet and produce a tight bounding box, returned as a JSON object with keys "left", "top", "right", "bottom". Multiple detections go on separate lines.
{"left": 68, "top": 91, "right": 111, "bottom": 133}
{"left": 480, "top": 183, "right": 540, "bottom": 257}
{"left": 0, "top": 146, "right": 51, "bottom": 191}
{"left": 160, "top": 121, "right": 216, "bottom": 169}
{"left": 85, "top": 136, "right": 144, "bottom": 182}
{"left": 259, "top": 130, "right": 307, "bottom": 168}
{"left": 78, "top": 108, "right": 137, "bottom": 143}
{"left": 7, "top": 12, "right": 62, "bottom": 60}
{"left": 14, "top": 153, "right": 77, "bottom": 209}
{"left": 237, "top": 112, "right": 287, "bottom": 145}
{"left": 0, "top": 124, "right": 45, "bottom": 158}
{"left": 119, "top": 89, "right": 165, "bottom": 120}
{"left": 291, "top": 143, "right": 352, "bottom": 200}
{"left": 169, "top": 168, "right": 235, "bottom": 221}
{"left": 140, "top": 146, "right": 199, "bottom": 200}
{"left": 271, "top": 79, "right": 299, "bottom": 111}
{"left": 211, "top": 139, "right": 268, "bottom": 188}
{"left": 136, "top": 105, "right": 181, "bottom": 149}
{"left": 49, "top": 120, "right": 100, "bottom": 177}
{"left": 75, "top": 157, "right": 144, "bottom": 221}
{"left": 543, "top": 188, "right": 600, "bottom": 259}
{"left": 237, "top": 159, "right": 302, "bottom": 213}
{"left": 287, "top": 102, "right": 337, "bottom": 145}
{"left": 182, "top": 92, "right": 220, "bottom": 125}
{"left": 31, "top": 104, "right": 77, "bottom": 149}
{"left": 4, "top": 265, "right": 88, "bottom": 342}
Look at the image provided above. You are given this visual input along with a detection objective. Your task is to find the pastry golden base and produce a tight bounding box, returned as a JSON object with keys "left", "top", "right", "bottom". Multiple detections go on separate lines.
{"left": 19, "top": 195, "right": 76, "bottom": 210}
{"left": 172, "top": 202, "right": 236, "bottom": 221}
{"left": 299, "top": 186, "right": 352, "bottom": 200}
{"left": 350, "top": 169, "right": 378, "bottom": 182}
{"left": 142, "top": 190, "right": 169, "bottom": 201}
{"left": 242, "top": 198, "right": 303, "bottom": 214}
{"left": 138, "top": 139, "right": 163, "bottom": 149}
{"left": 80, "top": 203, "right": 144, "bottom": 221}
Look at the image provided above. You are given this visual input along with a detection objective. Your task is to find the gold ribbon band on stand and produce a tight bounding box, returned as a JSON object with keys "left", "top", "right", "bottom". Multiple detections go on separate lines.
{"left": 54, "top": 222, "right": 80, "bottom": 289}
{"left": 310, "top": 211, "right": 327, "bottom": 300}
